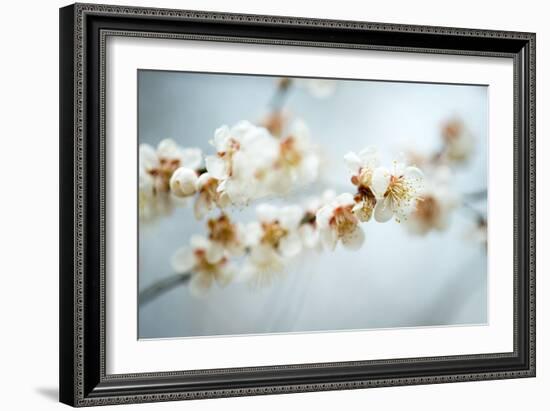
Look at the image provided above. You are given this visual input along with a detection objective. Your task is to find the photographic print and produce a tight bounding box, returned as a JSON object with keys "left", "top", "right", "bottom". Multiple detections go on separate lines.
{"left": 137, "top": 70, "right": 488, "bottom": 339}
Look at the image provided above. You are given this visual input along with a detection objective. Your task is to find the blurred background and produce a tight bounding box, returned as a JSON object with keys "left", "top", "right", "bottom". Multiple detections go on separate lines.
{"left": 138, "top": 70, "right": 488, "bottom": 339}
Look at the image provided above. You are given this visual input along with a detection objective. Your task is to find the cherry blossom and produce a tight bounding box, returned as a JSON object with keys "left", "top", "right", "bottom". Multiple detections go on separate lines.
{"left": 171, "top": 235, "right": 235, "bottom": 297}
{"left": 316, "top": 193, "right": 365, "bottom": 250}
{"left": 205, "top": 214, "right": 246, "bottom": 261}
{"left": 194, "top": 172, "right": 231, "bottom": 220}
{"left": 371, "top": 160, "right": 424, "bottom": 223}
{"left": 441, "top": 118, "right": 474, "bottom": 164}
{"left": 267, "top": 119, "right": 320, "bottom": 195}
{"left": 344, "top": 146, "right": 380, "bottom": 222}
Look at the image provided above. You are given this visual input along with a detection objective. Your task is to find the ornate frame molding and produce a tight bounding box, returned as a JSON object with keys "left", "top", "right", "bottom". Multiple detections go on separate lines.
{"left": 60, "top": 3, "right": 535, "bottom": 407}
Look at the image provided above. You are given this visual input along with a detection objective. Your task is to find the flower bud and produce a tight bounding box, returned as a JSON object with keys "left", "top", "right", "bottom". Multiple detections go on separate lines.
{"left": 170, "top": 167, "right": 198, "bottom": 197}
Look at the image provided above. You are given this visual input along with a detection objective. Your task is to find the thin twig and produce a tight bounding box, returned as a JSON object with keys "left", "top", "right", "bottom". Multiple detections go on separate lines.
{"left": 461, "top": 201, "right": 486, "bottom": 224}
{"left": 463, "top": 189, "right": 488, "bottom": 202}
{"left": 268, "top": 78, "right": 293, "bottom": 111}
{"left": 139, "top": 272, "right": 192, "bottom": 305}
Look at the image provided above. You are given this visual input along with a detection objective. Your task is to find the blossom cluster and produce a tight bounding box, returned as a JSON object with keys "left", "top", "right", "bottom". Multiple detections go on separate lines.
{"left": 139, "top": 139, "right": 202, "bottom": 222}
{"left": 139, "top": 114, "right": 483, "bottom": 297}
{"left": 167, "top": 143, "right": 426, "bottom": 296}
{"left": 139, "top": 119, "right": 321, "bottom": 223}
{"left": 400, "top": 117, "right": 478, "bottom": 236}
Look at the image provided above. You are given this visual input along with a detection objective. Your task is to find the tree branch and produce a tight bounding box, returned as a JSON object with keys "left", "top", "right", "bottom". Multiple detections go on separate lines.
{"left": 139, "top": 272, "right": 192, "bottom": 305}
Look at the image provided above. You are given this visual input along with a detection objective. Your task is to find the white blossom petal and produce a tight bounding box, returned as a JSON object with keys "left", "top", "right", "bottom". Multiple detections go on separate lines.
{"left": 189, "top": 273, "right": 213, "bottom": 297}
{"left": 180, "top": 148, "right": 203, "bottom": 170}
{"left": 404, "top": 166, "right": 424, "bottom": 190}
{"left": 194, "top": 193, "right": 211, "bottom": 220}
{"left": 243, "top": 245, "right": 285, "bottom": 286}
{"left": 341, "top": 226, "right": 365, "bottom": 250}
{"left": 244, "top": 222, "right": 263, "bottom": 247}
{"left": 279, "top": 232, "right": 302, "bottom": 257}
{"left": 157, "top": 138, "right": 180, "bottom": 159}
{"left": 212, "top": 125, "right": 230, "bottom": 150}
{"left": 216, "top": 265, "right": 235, "bottom": 287}
{"left": 171, "top": 247, "right": 196, "bottom": 273}
{"left": 205, "top": 242, "right": 225, "bottom": 264}
{"left": 299, "top": 224, "right": 319, "bottom": 249}
{"left": 334, "top": 192, "right": 355, "bottom": 207}
{"left": 321, "top": 190, "right": 337, "bottom": 204}
{"left": 279, "top": 205, "right": 304, "bottom": 230}
{"left": 320, "top": 228, "right": 338, "bottom": 251}
{"left": 374, "top": 197, "right": 394, "bottom": 223}
{"left": 190, "top": 235, "right": 210, "bottom": 250}
{"left": 139, "top": 168, "right": 154, "bottom": 193}
{"left": 300, "top": 154, "right": 320, "bottom": 184}
{"left": 344, "top": 151, "right": 361, "bottom": 171}
{"left": 315, "top": 205, "right": 332, "bottom": 229}
{"left": 139, "top": 144, "right": 158, "bottom": 170}
{"left": 256, "top": 203, "right": 279, "bottom": 222}
{"left": 404, "top": 165, "right": 424, "bottom": 179}
{"left": 205, "top": 155, "right": 227, "bottom": 179}
{"left": 197, "top": 172, "right": 212, "bottom": 189}
{"left": 231, "top": 120, "right": 255, "bottom": 140}
{"left": 371, "top": 167, "right": 391, "bottom": 198}
{"left": 358, "top": 146, "right": 380, "bottom": 168}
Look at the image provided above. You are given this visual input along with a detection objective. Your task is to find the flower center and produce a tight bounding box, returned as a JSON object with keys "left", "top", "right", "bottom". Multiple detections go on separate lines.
{"left": 261, "top": 221, "right": 288, "bottom": 248}
{"left": 194, "top": 249, "right": 226, "bottom": 274}
{"left": 354, "top": 187, "right": 377, "bottom": 220}
{"left": 330, "top": 205, "right": 357, "bottom": 238}
{"left": 200, "top": 177, "right": 219, "bottom": 202}
{"left": 385, "top": 175, "right": 413, "bottom": 206}
{"left": 279, "top": 136, "right": 302, "bottom": 167}
{"left": 351, "top": 168, "right": 373, "bottom": 188}
{"left": 148, "top": 157, "right": 181, "bottom": 192}
{"left": 208, "top": 214, "right": 237, "bottom": 246}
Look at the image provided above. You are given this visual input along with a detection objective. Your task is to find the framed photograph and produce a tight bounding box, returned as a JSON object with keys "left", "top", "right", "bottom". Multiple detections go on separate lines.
{"left": 59, "top": 3, "right": 536, "bottom": 407}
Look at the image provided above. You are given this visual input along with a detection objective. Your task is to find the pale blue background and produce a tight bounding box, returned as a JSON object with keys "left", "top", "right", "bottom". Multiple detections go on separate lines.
{"left": 138, "top": 70, "right": 488, "bottom": 339}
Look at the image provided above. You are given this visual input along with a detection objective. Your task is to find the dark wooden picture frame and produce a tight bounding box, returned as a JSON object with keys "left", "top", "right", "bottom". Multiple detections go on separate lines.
{"left": 59, "top": 3, "right": 535, "bottom": 407}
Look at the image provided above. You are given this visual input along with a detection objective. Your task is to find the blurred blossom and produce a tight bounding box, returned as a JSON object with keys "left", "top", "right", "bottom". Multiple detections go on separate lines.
{"left": 171, "top": 235, "right": 235, "bottom": 297}
{"left": 403, "top": 149, "right": 431, "bottom": 169}
{"left": 441, "top": 118, "right": 474, "bottom": 164}
{"left": 267, "top": 119, "right": 320, "bottom": 195}
{"left": 316, "top": 193, "right": 365, "bottom": 251}
{"left": 371, "top": 160, "right": 424, "bottom": 223}
{"left": 139, "top": 191, "right": 183, "bottom": 224}
{"left": 140, "top": 139, "right": 202, "bottom": 194}
{"left": 245, "top": 204, "right": 304, "bottom": 258}
{"left": 206, "top": 214, "right": 246, "bottom": 261}
{"left": 405, "top": 181, "right": 460, "bottom": 235}
{"left": 205, "top": 119, "right": 320, "bottom": 205}
{"left": 240, "top": 244, "right": 286, "bottom": 288}
{"left": 240, "top": 204, "right": 304, "bottom": 286}
{"left": 139, "top": 139, "right": 202, "bottom": 221}
{"left": 205, "top": 121, "right": 280, "bottom": 204}
{"left": 302, "top": 189, "right": 337, "bottom": 214}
